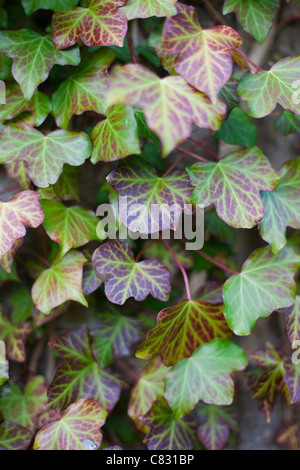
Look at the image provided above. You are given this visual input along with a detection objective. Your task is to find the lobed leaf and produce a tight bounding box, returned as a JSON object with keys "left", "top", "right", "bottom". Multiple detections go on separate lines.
{"left": 122, "top": 0, "right": 177, "bottom": 20}
{"left": 195, "top": 404, "right": 238, "bottom": 450}
{"left": 0, "top": 421, "right": 32, "bottom": 450}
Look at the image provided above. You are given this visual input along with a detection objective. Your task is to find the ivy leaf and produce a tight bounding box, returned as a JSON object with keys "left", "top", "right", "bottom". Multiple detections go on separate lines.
{"left": 82, "top": 250, "right": 103, "bottom": 296}
{"left": 0, "top": 30, "right": 80, "bottom": 100}
{"left": 0, "top": 421, "right": 32, "bottom": 450}
{"left": 282, "top": 296, "right": 300, "bottom": 345}
{"left": 165, "top": 339, "right": 248, "bottom": 418}
{"left": 34, "top": 399, "right": 107, "bottom": 451}
{"left": 21, "top": 0, "right": 79, "bottom": 15}
{"left": 187, "top": 147, "right": 279, "bottom": 229}
{"left": 122, "top": 0, "right": 177, "bottom": 20}
{"left": 107, "top": 157, "right": 192, "bottom": 234}
{"left": 48, "top": 326, "right": 124, "bottom": 412}
{"left": 128, "top": 357, "right": 168, "bottom": 432}
{"left": 142, "top": 397, "right": 195, "bottom": 450}
{"left": 41, "top": 200, "right": 99, "bottom": 256}
{"left": 223, "top": 245, "right": 300, "bottom": 335}
{"left": 195, "top": 404, "right": 238, "bottom": 451}
{"left": 258, "top": 159, "right": 300, "bottom": 254}
{"left": 0, "top": 341, "right": 9, "bottom": 386}
{"left": 237, "top": 56, "right": 300, "bottom": 118}
{"left": 136, "top": 300, "right": 231, "bottom": 366}
{"left": 32, "top": 251, "right": 88, "bottom": 314}
{"left": 0, "top": 84, "right": 51, "bottom": 127}
{"left": 52, "top": 49, "right": 115, "bottom": 129}
{"left": 162, "top": 3, "right": 242, "bottom": 102}
{"left": 91, "top": 105, "right": 140, "bottom": 163}
{"left": 0, "top": 311, "right": 32, "bottom": 362}
{"left": 223, "top": 0, "right": 279, "bottom": 44}
{"left": 274, "top": 111, "right": 300, "bottom": 136}
{"left": 10, "top": 286, "right": 33, "bottom": 324}
{"left": 107, "top": 64, "right": 226, "bottom": 156}
{"left": 92, "top": 241, "right": 171, "bottom": 305}
{"left": 0, "top": 190, "right": 44, "bottom": 260}
{"left": 0, "top": 376, "right": 48, "bottom": 432}
{"left": 278, "top": 423, "right": 300, "bottom": 450}
{"left": 143, "top": 241, "right": 193, "bottom": 280}
{"left": 52, "top": 0, "right": 127, "bottom": 49}
{"left": 0, "top": 239, "right": 23, "bottom": 274}
{"left": 5, "top": 162, "right": 31, "bottom": 191}
{"left": 52, "top": 166, "right": 80, "bottom": 201}
{"left": 213, "top": 107, "right": 257, "bottom": 147}
{"left": 0, "top": 126, "right": 92, "bottom": 188}
{"left": 92, "top": 312, "right": 142, "bottom": 367}
{"left": 284, "top": 362, "right": 300, "bottom": 404}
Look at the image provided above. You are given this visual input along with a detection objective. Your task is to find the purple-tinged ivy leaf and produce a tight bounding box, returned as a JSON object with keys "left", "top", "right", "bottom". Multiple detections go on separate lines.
{"left": 0, "top": 239, "right": 23, "bottom": 274}
{"left": 237, "top": 56, "right": 300, "bottom": 118}
{"left": 92, "top": 312, "right": 142, "bottom": 367}
{"left": 223, "top": 245, "right": 300, "bottom": 336}
{"left": 141, "top": 397, "right": 195, "bottom": 450}
{"left": 195, "top": 404, "right": 238, "bottom": 450}
{"left": 162, "top": 3, "right": 242, "bottom": 102}
{"left": 283, "top": 362, "right": 300, "bottom": 404}
{"left": 34, "top": 399, "right": 107, "bottom": 451}
{"left": 52, "top": 49, "right": 115, "bottom": 129}
{"left": 187, "top": 147, "right": 279, "bottom": 229}
{"left": 92, "top": 241, "right": 171, "bottom": 305}
{"left": 0, "top": 190, "right": 44, "bottom": 260}
{"left": 0, "top": 30, "right": 80, "bottom": 100}
{"left": 0, "top": 310, "right": 32, "bottom": 362}
{"left": 48, "top": 326, "right": 124, "bottom": 412}
{"left": 0, "top": 421, "right": 32, "bottom": 450}
{"left": 32, "top": 251, "right": 88, "bottom": 314}
{"left": 136, "top": 300, "right": 231, "bottom": 366}
{"left": 5, "top": 162, "right": 31, "bottom": 191}
{"left": 259, "top": 159, "right": 300, "bottom": 254}
{"left": 0, "top": 126, "right": 92, "bottom": 188}
{"left": 52, "top": 0, "right": 127, "bottom": 49}
{"left": 165, "top": 339, "right": 248, "bottom": 418}
{"left": 122, "top": 0, "right": 177, "bottom": 20}
{"left": 128, "top": 357, "right": 168, "bottom": 432}
{"left": 107, "top": 157, "right": 193, "bottom": 234}
{"left": 82, "top": 250, "right": 104, "bottom": 296}
{"left": 107, "top": 64, "right": 226, "bottom": 156}
{"left": 278, "top": 423, "right": 300, "bottom": 450}
{"left": 281, "top": 296, "right": 300, "bottom": 345}
{"left": 91, "top": 105, "right": 140, "bottom": 163}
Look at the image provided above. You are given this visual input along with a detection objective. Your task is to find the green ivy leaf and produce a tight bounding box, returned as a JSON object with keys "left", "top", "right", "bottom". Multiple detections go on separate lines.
{"left": 0, "top": 30, "right": 80, "bottom": 100}
{"left": 223, "top": 0, "right": 279, "bottom": 44}
{"left": 213, "top": 107, "right": 257, "bottom": 147}
{"left": 10, "top": 287, "right": 33, "bottom": 324}
{"left": 223, "top": 245, "right": 300, "bottom": 335}
{"left": 122, "top": 0, "right": 177, "bottom": 20}
{"left": 0, "top": 310, "right": 32, "bottom": 362}
{"left": 21, "top": 0, "right": 79, "bottom": 15}
{"left": 274, "top": 111, "right": 300, "bottom": 136}
{"left": 32, "top": 251, "right": 88, "bottom": 314}
{"left": 165, "top": 339, "right": 248, "bottom": 418}
{"left": 34, "top": 399, "right": 107, "bottom": 450}
{"left": 91, "top": 105, "right": 140, "bottom": 163}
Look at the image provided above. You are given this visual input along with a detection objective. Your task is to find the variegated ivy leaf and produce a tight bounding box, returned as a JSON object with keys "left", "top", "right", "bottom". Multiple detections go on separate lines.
{"left": 187, "top": 147, "right": 279, "bottom": 229}
{"left": 32, "top": 251, "right": 88, "bottom": 314}
{"left": 284, "top": 362, "right": 300, "bottom": 404}
{"left": 48, "top": 326, "right": 124, "bottom": 411}
{"left": 0, "top": 310, "right": 32, "bottom": 362}
{"left": 82, "top": 250, "right": 104, "bottom": 296}
{"left": 0, "top": 190, "right": 44, "bottom": 260}
{"left": 165, "top": 339, "right": 248, "bottom": 418}
{"left": 92, "top": 312, "right": 142, "bottom": 367}
{"left": 107, "top": 157, "right": 193, "bottom": 234}
{"left": 122, "top": 0, "right": 177, "bottom": 20}
{"left": 91, "top": 105, "right": 140, "bottom": 163}
{"left": 223, "top": 245, "right": 300, "bottom": 336}
{"left": 274, "top": 111, "right": 300, "bottom": 136}
{"left": 162, "top": 3, "right": 242, "bottom": 102}
{"left": 0, "top": 340, "right": 9, "bottom": 386}
{"left": 0, "top": 376, "right": 48, "bottom": 432}
{"left": 278, "top": 423, "right": 300, "bottom": 450}
{"left": 195, "top": 404, "right": 238, "bottom": 451}
{"left": 136, "top": 300, "right": 231, "bottom": 366}
{"left": 237, "top": 56, "right": 300, "bottom": 118}
{"left": 52, "top": 49, "right": 115, "bottom": 129}
{"left": 128, "top": 357, "right": 168, "bottom": 433}
{"left": 0, "top": 126, "right": 92, "bottom": 188}
{"left": 21, "top": 0, "right": 79, "bottom": 15}
{"left": 52, "top": 0, "right": 127, "bottom": 49}
{"left": 34, "top": 399, "right": 107, "bottom": 451}
{"left": 6, "top": 162, "right": 31, "bottom": 190}
{"left": 107, "top": 64, "right": 226, "bottom": 156}
{"left": 41, "top": 199, "right": 99, "bottom": 256}
{"left": 259, "top": 159, "right": 300, "bottom": 254}
{"left": 148, "top": 26, "right": 177, "bottom": 76}
{"left": 223, "top": 0, "right": 279, "bottom": 45}
{"left": 0, "top": 84, "right": 51, "bottom": 127}
{"left": 0, "top": 30, "right": 80, "bottom": 100}
{"left": 92, "top": 241, "right": 171, "bottom": 305}
{"left": 141, "top": 397, "right": 195, "bottom": 451}
{"left": 52, "top": 166, "right": 80, "bottom": 201}
{"left": 0, "top": 239, "right": 23, "bottom": 274}
{"left": 0, "top": 421, "right": 32, "bottom": 451}
{"left": 282, "top": 296, "right": 300, "bottom": 345}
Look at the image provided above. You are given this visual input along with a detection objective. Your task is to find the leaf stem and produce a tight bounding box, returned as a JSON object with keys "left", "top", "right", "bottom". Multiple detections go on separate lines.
{"left": 162, "top": 239, "right": 191, "bottom": 300}
{"left": 126, "top": 32, "right": 138, "bottom": 65}
{"left": 176, "top": 146, "right": 208, "bottom": 162}
{"left": 197, "top": 250, "right": 239, "bottom": 275}
{"left": 189, "top": 137, "right": 220, "bottom": 161}
{"left": 237, "top": 50, "right": 265, "bottom": 72}
{"left": 163, "top": 155, "right": 185, "bottom": 177}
